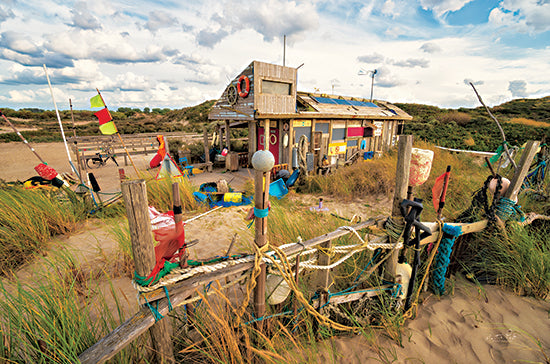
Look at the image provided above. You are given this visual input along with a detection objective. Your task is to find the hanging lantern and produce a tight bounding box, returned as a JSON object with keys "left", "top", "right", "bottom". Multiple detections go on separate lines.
{"left": 409, "top": 148, "right": 434, "bottom": 187}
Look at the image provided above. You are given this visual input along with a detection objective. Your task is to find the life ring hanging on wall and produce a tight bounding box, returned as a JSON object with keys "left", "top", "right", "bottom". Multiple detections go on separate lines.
{"left": 237, "top": 75, "right": 250, "bottom": 98}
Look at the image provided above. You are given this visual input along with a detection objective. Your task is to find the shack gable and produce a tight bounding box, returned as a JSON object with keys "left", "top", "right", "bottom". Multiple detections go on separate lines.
{"left": 209, "top": 62, "right": 255, "bottom": 121}
{"left": 209, "top": 61, "right": 297, "bottom": 121}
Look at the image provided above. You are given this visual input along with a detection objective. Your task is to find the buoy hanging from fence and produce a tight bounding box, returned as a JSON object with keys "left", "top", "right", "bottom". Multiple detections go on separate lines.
{"left": 409, "top": 148, "right": 434, "bottom": 187}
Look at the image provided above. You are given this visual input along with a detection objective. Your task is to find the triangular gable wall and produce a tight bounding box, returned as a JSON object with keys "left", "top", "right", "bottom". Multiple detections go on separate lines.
{"left": 155, "top": 154, "right": 184, "bottom": 180}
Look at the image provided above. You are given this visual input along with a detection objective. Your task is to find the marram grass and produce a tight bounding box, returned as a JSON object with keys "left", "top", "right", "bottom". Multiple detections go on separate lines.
{"left": 0, "top": 185, "right": 88, "bottom": 274}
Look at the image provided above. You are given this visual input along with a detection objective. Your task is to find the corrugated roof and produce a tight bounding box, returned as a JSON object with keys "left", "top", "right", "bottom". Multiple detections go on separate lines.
{"left": 296, "top": 92, "right": 411, "bottom": 119}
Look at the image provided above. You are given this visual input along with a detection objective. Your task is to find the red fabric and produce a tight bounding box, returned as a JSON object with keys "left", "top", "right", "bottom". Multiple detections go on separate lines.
{"left": 34, "top": 163, "right": 58, "bottom": 180}
{"left": 149, "top": 153, "right": 163, "bottom": 168}
{"left": 432, "top": 171, "right": 451, "bottom": 211}
{"left": 94, "top": 108, "right": 112, "bottom": 125}
{"left": 146, "top": 208, "right": 186, "bottom": 281}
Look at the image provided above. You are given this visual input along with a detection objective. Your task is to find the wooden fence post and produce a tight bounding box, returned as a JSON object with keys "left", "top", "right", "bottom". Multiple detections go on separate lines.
{"left": 121, "top": 180, "right": 175, "bottom": 364}
{"left": 385, "top": 135, "right": 413, "bottom": 281}
{"left": 504, "top": 140, "right": 540, "bottom": 201}
{"left": 203, "top": 127, "right": 212, "bottom": 172}
{"left": 315, "top": 239, "right": 332, "bottom": 306}
{"left": 253, "top": 168, "right": 270, "bottom": 320}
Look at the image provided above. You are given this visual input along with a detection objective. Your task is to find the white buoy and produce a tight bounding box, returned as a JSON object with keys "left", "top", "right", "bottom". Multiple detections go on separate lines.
{"left": 251, "top": 149, "right": 275, "bottom": 172}
{"left": 396, "top": 263, "right": 412, "bottom": 300}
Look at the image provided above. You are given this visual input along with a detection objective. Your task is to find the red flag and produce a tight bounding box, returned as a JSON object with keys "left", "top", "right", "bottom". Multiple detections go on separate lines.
{"left": 432, "top": 168, "right": 451, "bottom": 211}
{"left": 94, "top": 108, "right": 112, "bottom": 125}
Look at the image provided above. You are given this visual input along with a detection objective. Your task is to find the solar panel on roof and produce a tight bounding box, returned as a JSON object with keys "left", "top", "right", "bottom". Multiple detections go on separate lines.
{"left": 312, "top": 96, "right": 378, "bottom": 108}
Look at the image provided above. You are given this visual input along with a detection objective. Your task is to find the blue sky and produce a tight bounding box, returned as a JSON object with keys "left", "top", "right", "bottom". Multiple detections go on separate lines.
{"left": 0, "top": 0, "right": 548, "bottom": 110}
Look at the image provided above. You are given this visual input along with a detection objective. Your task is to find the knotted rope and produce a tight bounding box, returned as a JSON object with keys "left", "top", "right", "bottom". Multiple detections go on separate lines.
{"left": 495, "top": 197, "right": 526, "bottom": 222}
{"left": 432, "top": 224, "right": 463, "bottom": 295}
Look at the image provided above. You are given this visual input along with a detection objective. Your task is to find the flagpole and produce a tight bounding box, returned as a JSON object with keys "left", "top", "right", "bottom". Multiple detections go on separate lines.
{"left": 69, "top": 98, "right": 85, "bottom": 184}
{"left": 43, "top": 64, "right": 83, "bottom": 184}
{"left": 95, "top": 88, "right": 140, "bottom": 176}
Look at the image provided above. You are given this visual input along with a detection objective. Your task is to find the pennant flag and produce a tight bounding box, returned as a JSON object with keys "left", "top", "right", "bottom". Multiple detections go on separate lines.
{"left": 94, "top": 108, "right": 117, "bottom": 135}
{"left": 94, "top": 107, "right": 112, "bottom": 124}
{"left": 90, "top": 94, "right": 105, "bottom": 108}
{"left": 432, "top": 168, "right": 451, "bottom": 211}
{"left": 156, "top": 154, "right": 184, "bottom": 180}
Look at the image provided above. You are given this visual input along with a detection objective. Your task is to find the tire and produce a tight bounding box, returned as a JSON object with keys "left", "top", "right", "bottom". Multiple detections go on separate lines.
{"left": 87, "top": 157, "right": 103, "bottom": 169}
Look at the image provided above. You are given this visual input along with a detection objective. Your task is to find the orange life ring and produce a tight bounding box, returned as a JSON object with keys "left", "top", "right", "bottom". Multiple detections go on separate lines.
{"left": 237, "top": 75, "right": 250, "bottom": 98}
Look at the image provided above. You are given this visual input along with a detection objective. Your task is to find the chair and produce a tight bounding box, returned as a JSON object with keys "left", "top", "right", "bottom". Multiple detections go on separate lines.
{"left": 178, "top": 157, "right": 194, "bottom": 177}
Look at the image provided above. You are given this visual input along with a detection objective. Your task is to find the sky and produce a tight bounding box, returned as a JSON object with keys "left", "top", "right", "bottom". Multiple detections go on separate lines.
{"left": 0, "top": 0, "right": 549, "bottom": 111}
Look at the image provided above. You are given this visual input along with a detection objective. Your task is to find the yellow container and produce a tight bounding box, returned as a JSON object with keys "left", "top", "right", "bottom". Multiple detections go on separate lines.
{"left": 223, "top": 192, "right": 242, "bottom": 203}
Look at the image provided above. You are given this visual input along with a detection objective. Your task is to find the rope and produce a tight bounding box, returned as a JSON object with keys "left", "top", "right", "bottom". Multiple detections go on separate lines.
{"left": 495, "top": 197, "right": 526, "bottom": 222}
{"left": 432, "top": 224, "right": 463, "bottom": 295}
{"left": 384, "top": 216, "right": 406, "bottom": 241}
{"left": 298, "top": 135, "right": 308, "bottom": 177}
{"left": 265, "top": 245, "right": 360, "bottom": 332}
{"left": 235, "top": 243, "right": 270, "bottom": 320}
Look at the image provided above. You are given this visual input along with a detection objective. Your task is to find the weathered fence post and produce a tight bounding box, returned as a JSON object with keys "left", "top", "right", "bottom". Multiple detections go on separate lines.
{"left": 504, "top": 140, "right": 540, "bottom": 201}
{"left": 121, "top": 180, "right": 175, "bottom": 364}
{"left": 315, "top": 238, "right": 332, "bottom": 306}
{"left": 385, "top": 135, "right": 413, "bottom": 281}
{"left": 252, "top": 121, "right": 273, "bottom": 320}
{"left": 203, "top": 127, "right": 212, "bottom": 172}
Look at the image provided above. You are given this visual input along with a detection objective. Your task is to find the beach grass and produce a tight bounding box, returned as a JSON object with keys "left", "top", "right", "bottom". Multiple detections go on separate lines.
{"left": 0, "top": 250, "right": 143, "bottom": 363}
{"left": 0, "top": 185, "right": 88, "bottom": 274}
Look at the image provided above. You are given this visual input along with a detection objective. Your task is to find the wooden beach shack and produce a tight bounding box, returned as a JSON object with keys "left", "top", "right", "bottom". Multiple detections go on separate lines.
{"left": 208, "top": 60, "right": 412, "bottom": 173}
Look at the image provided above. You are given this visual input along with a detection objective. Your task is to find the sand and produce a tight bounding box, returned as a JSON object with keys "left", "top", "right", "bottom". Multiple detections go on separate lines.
{"left": 1, "top": 141, "right": 549, "bottom": 363}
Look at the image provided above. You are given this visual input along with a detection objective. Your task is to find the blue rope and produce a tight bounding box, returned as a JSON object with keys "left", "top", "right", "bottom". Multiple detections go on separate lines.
{"left": 495, "top": 197, "right": 526, "bottom": 222}
{"left": 339, "top": 250, "right": 381, "bottom": 294}
{"left": 142, "top": 295, "right": 164, "bottom": 322}
{"left": 163, "top": 286, "right": 173, "bottom": 312}
{"left": 432, "top": 224, "right": 463, "bottom": 295}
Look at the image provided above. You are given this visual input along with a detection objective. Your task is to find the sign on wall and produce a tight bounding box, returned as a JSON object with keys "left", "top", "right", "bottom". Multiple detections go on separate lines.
{"left": 328, "top": 142, "right": 347, "bottom": 155}
{"left": 373, "top": 121, "right": 383, "bottom": 136}
{"left": 293, "top": 120, "right": 311, "bottom": 127}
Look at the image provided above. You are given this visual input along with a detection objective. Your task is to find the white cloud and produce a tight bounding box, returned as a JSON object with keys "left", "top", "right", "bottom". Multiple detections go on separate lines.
{"left": 419, "top": 0, "right": 474, "bottom": 17}
{"left": 489, "top": 0, "right": 550, "bottom": 34}
{"left": 508, "top": 79, "right": 528, "bottom": 97}
{"left": 70, "top": 1, "right": 102, "bottom": 30}
{"left": 144, "top": 10, "right": 179, "bottom": 32}
{"left": 420, "top": 42, "right": 441, "bottom": 53}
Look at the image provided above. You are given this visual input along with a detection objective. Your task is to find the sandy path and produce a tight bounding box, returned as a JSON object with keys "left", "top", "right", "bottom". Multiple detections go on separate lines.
{"left": 327, "top": 276, "right": 550, "bottom": 363}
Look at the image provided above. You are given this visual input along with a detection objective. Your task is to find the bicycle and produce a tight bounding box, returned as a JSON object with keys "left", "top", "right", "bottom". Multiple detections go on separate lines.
{"left": 86, "top": 151, "right": 119, "bottom": 169}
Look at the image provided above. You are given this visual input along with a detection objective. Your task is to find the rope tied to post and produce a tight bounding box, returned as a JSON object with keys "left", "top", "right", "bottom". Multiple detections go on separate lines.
{"left": 495, "top": 197, "right": 526, "bottom": 222}
{"left": 235, "top": 242, "right": 271, "bottom": 320}
{"left": 384, "top": 216, "right": 406, "bottom": 241}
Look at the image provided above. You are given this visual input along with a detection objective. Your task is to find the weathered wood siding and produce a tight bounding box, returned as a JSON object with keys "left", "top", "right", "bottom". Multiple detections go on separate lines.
{"left": 254, "top": 61, "right": 296, "bottom": 115}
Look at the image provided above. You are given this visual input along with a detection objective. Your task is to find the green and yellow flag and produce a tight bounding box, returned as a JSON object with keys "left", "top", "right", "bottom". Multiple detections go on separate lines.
{"left": 90, "top": 94, "right": 105, "bottom": 108}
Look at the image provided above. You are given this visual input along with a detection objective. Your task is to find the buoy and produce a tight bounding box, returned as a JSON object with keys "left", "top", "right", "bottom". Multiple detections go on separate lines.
{"left": 409, "top": 148, "right": 434, "bottom": 187}
{"left": 266, "top": 274, "right": 291, "bottom": 305}
{"left": 251, "top": 149, "right": 275, "bottom": 172}
{"left": 488, "top": 177, "right": 511, "bottom": 198}
{"left": 396, "top": 263, "right": 412, "bottom": 300}
{"left": 223, "top": 192, "right": 242, "bottom": 203}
